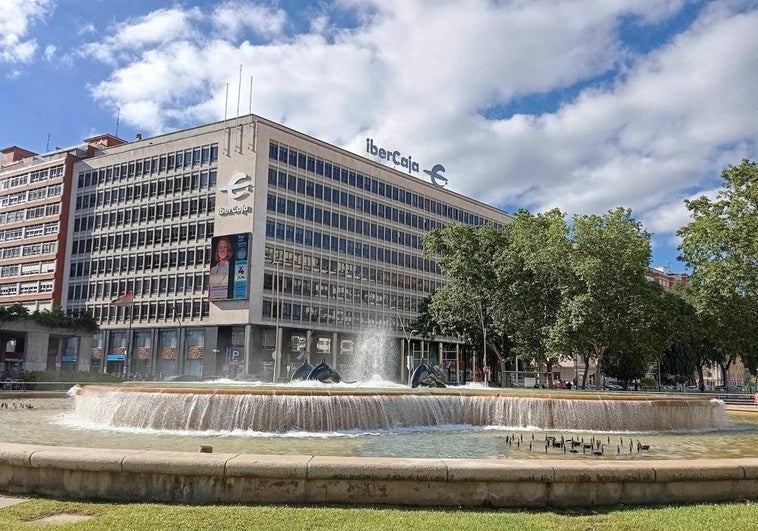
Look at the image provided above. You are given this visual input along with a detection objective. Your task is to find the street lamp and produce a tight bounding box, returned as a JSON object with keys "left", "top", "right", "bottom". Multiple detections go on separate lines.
{"left": 391, "top": 306, "right": 417, "bottom": 384}
{"left": 272, "top": 261, "right": 282, "bottom": 382}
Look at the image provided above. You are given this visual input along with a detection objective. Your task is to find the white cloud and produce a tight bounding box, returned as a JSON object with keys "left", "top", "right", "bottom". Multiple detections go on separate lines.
{"left": 43, "top": 44, "right": 56, "bottom": 60}
{"left": 82, "top": 0, "right": 757, "bottom": 245}
{"left": 82, "top": 7, "right": 200, "bottom": 64}
{"left": 0, "top": 0, "right": 53, "bottom": 63}
{"left": 211, "top": 1, "right": 287, "bottom": 40}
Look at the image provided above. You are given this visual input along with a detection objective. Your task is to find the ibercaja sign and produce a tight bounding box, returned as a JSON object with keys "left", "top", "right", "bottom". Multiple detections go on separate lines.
{"left": 365, "top": 138, "right": 448, "bottom": 188}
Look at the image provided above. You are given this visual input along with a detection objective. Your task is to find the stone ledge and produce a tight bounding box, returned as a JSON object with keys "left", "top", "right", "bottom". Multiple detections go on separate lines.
{"left": 0, "top": 443, "right": 757, "bottom": 507}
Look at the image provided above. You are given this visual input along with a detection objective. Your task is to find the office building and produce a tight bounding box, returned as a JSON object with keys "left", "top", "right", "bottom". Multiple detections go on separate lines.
{"left": 56, "top": 115, "right": 510, "bottom": 381}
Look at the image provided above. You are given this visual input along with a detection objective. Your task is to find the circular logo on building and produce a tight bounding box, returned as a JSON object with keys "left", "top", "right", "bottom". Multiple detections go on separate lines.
{"left": 221, "top": 172, "right": 253, "bottom": 200}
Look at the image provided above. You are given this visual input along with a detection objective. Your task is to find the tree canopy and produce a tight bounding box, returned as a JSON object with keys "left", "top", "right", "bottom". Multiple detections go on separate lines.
{"left": 678, "top": 159, "right": 758, "bottom": 377}
{"left": 423, "top": 207, "right": 662, "bottom": 388}
{"left": 0, "top": 303, "right": 99, "bottom": 333}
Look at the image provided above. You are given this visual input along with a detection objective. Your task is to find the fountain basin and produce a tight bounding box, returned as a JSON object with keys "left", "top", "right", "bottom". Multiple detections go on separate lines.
{"left": 1, "top": 389, "right": 755, "bottom": 507}
{"left": 1, "top": 442, "right": 757, "bottom": 508}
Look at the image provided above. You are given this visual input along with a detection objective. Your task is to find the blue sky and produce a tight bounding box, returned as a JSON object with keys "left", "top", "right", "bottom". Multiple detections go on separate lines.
{"left": 2, "top": 0, "right": 757, "bottom": 272}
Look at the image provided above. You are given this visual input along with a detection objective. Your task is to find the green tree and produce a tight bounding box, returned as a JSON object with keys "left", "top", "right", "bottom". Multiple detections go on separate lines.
{"left": 423, "top": 223, "right": 511, "bottom": 375}
{"left": 559, "top": 208, "right": 654, "bottom": 388}
{"left": 495, "top": 209, "right": 574, "bottom": 388}
{"left": 0, "top": 304, "right": 98, "bottom": 333}
{"left": 678, "top": 159, "right": 758, "bottom": 386}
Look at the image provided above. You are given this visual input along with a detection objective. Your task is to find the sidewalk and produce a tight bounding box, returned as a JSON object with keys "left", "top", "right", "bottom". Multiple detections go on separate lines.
{"left": 0, "top": 495, "right": 28, "bottom": 508}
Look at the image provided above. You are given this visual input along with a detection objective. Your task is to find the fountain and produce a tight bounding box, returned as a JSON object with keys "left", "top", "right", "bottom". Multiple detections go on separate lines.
{"left": 70, "top": 384, "right": 729, "bottom": 433}
{"left": 67, "top": 329, "right": 730, "bottom": 434}
{"left": 1, "top": 330, "right": 756, "bottom": 507}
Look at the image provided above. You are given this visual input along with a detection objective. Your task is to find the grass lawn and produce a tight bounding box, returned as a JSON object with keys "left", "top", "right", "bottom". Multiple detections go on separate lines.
{"left": 0, "top": 498, "right": 756, "bottom": 530}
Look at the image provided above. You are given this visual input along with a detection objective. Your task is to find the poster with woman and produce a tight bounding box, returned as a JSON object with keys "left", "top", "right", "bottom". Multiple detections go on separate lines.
{"left": 209, "top": 233, "right": 250, "bottom": 301}
{"left": 209, "top": 236, "right": 233, "bottom": 300}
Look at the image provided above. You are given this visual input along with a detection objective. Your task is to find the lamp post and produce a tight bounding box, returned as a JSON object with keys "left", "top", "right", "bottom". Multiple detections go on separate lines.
{"left": 272, "top": 261, "right": 282, "bottom": 382}
{"left": 172, "top": 301, "right": 186, "bottom": 377}
{"left": 391, "top": 306, "right": 417, "bottom": 384}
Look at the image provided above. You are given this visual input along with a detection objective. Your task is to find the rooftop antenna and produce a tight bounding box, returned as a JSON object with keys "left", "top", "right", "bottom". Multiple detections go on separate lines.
{"left": 236, "top": 64, "right": 242, "bottom": 118}
{"left": 223, "top": 83, "right": 230, "bottom": 155}
{"left": 224, "top": 83, "right": 229, "bottom": 121}
{"left": 248, "top": 75, "right": 257, "bottom": 152}
{"left": 46, "top": 133, "right": 50, "bottom": 152}
{"left": 249, "top": 75, "right": 253, "bottom": 115}
{"left": 115, "top": 107, "right": 121, "bottom": 137}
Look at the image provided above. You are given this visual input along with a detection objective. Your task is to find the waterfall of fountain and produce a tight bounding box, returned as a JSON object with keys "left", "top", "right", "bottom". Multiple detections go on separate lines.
{"left": 71, "top": 385, "right": 730, "bottom": 434}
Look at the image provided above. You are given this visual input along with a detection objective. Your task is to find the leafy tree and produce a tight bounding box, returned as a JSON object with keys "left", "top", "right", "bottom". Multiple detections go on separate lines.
{"left": 0, "top": 304, "right": 98, "bottom": 333}
{"left": 0, "top": 303, "right": 30, "bottom": 321}
{"left": 495, "top": 209, "right": 574, "bottom": 388}
{"left": 557, "top": 208, "right": 653, "bottom": 388}
{"left": 423, "top": 224, "right": 511, "bottom": 374}
{"left": 678, "top": 159, "right": 758, "bottom": 386}
{"left": 603, "top": 344, "right": 650, "bottom": 384}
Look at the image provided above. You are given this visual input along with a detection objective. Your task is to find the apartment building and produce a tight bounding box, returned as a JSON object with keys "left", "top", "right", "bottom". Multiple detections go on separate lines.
{"left": 0, "top": 136, "right": 124, "bottom": 374}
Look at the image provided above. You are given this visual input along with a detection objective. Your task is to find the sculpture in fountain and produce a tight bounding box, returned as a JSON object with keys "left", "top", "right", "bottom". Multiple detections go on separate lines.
{"left": 410, "top": 361, "right": 447, "bottom": 388}
{"left": 290, "top": 358, "right": 343, "bottom": 383}
{"left": 290, "top": 360, "right": 313, "bottom": 381}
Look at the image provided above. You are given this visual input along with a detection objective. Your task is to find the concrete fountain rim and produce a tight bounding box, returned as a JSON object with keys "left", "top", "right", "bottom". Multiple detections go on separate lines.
{"left": 74, "top": 383, "right": 725, "bottom": 406}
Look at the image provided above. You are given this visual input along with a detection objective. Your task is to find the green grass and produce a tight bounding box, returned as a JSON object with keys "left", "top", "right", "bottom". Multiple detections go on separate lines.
{"left": 0, "top": 498, "right": 756, "bottom": 530}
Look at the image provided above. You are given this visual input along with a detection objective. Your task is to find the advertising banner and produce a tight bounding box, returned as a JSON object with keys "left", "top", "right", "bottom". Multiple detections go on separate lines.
{"left": 210, "top": 233, "right": 250, "bottom": 301}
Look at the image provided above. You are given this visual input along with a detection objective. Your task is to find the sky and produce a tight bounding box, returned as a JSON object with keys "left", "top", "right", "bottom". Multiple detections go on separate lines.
{"left": 1, "top": 0, "right": 756, "bottom": 273}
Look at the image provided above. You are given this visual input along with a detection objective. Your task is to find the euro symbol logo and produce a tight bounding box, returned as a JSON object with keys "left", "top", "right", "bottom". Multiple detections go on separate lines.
{"left": 221, "top": 172, "right": 253, "bottom": 200}
{"left": 423, "top": 164, "right": 448, "bottom": 188}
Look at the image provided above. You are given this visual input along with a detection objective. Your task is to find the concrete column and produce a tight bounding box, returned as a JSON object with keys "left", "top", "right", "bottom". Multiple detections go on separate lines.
{"left": 203, "top": 327, "right": 218, "bottom": 378}
{"left": 79, "top": 334, "right": 93, "bottom": 373}
{"left": 149, "top": 328, "right": 159, "bottom": 379}
{"left": 306, "top": 330, "right": 313, "bottom": 364}
{"left": 456, "top": 342, "right": 461, "bottom": 384}
{"left": 103, "top": 330, "right": 110, "bottom": 374}
{"left": 244, "top": 324, "right": 252, "bottom": 376}
{"left": 400, "top": 337, "right": 406, "bottom": 385}
{"left": 331, "top": 332, "right": 338, "bottom": 368}
{"left": 274, "top": 326, "right": 284, "bottom": 381}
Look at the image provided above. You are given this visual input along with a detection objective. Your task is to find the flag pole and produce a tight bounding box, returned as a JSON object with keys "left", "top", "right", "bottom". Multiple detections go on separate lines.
{"left": 125, "top": 303, "right": 133, "bottom": 379}
{"left": 110, "top": 292, "right": 134, "bottom": 379}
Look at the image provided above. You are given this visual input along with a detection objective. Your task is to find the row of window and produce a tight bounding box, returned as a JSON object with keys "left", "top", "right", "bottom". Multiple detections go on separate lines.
{"left": 0, "top": 222, "right": 58, "bottom": 242}
{"left": 268, "top": 141, "right": 499, "bottom": 227}
{"left": 0, "top": 183, "right": 62, "bottom": 208}
{"left": 263, "top": 272, "right": 428, "bottom": 309}
{"left": 75, "top": 173, "right": 217, "bottom": 212}
{"left": 0, "top": 202, "right": 60, "bottom": 227}
{"left": 1, "top": 241, "right": 57, "bottom": 259}
{"left": 267, "top": 169, "right": 448, "bottom": 236}
{"left": 265, "top": 217, "right": 441, "bottom": 274}
{"left": 75, "top": 170, "right": 218, "bottom": 215}
{"left": 69, "top": 245, "right": 210, "bottom": 278}
{"left": 72, "top": 221, "right": 213, "bottom": 256}
{"left": 0, "top": 279, "right": 54, "bottom": 296}
{"left": 0, "top": 165, "right": 63, "bottom": 192}
{"left": 76, "top": 144, "right": 219, "bottom": 189}
{"left": 68, "top": 272, "right": 209, "bottom": 302}
{"left": 73, "top": 198, "right": 216, "bottom": 239}
{"left": 263, "top": 246, "right": 441, "bottom": 291}
{"left": 0, "top": 260, "right": 55, "bottom": 278}
{"left": 262, "top": 300, "right": 402, "bottom": 329}
{"left": 86, "top": 299, "right": 210, "bottom": 324}
{"left": 267, "top": 191, "right": 427, "bottom": 250}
